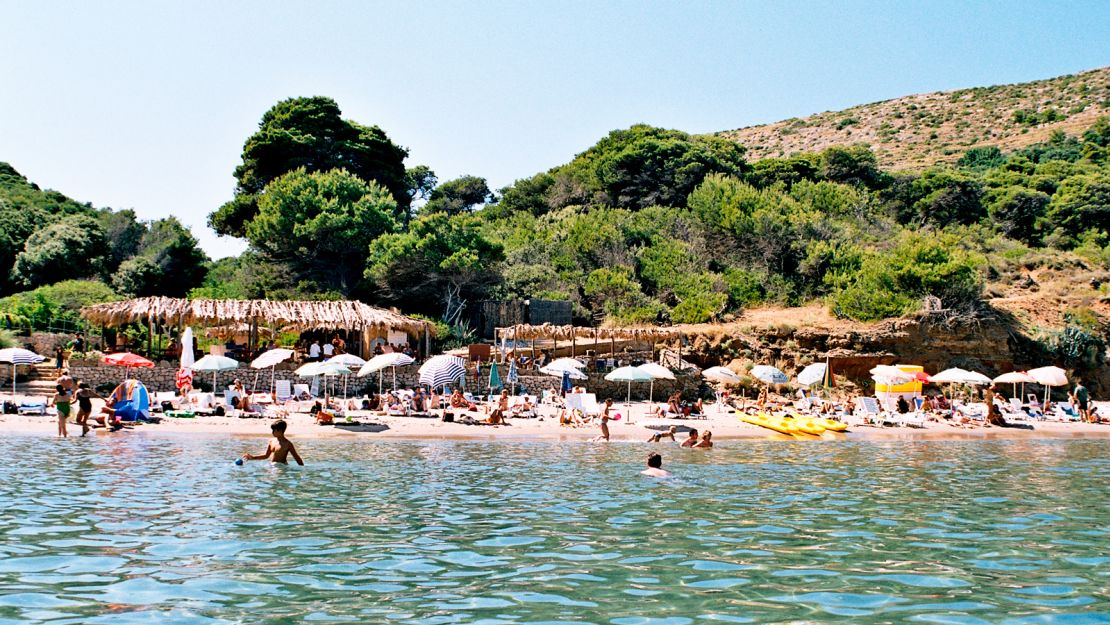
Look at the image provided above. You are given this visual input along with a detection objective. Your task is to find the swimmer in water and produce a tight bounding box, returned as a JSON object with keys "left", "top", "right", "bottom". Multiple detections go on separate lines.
{"left": 641, "top": 452, "right": 671, "bottom": 477}
{"left": 680, "top": 428, "right": 699, "bottom": 447}
{"left": 693, "top": 430, "right": 713, "bottom": 448}
{"left": 647, "top": 425, "right": 678, "bottom": 443}
{"left": 242, "top": 420, "right": 304, "bottom": 465}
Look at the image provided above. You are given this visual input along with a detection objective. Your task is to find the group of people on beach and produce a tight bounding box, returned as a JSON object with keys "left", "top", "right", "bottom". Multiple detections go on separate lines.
{"left": 47, "top": 369, "right": 112, "bottom": 437}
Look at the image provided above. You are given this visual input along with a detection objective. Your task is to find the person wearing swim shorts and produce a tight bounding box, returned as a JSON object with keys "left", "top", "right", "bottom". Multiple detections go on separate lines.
{"left": 242, "top": 420, "right": 304, "bottom": 465}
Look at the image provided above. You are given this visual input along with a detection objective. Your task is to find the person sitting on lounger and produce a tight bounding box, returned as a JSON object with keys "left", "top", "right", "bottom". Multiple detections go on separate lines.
{"left": 484, "top": 390, "right": 509, "bottom": 424}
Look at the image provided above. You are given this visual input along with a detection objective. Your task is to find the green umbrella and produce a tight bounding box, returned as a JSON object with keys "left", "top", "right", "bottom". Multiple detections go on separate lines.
{"left": 488, "top": 361, "right": 502, "bottom": 391}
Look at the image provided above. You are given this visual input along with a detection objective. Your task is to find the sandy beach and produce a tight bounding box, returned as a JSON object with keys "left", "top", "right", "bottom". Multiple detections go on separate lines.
{"left": 5, "top": 396, "right": 1110, "bottom": 442}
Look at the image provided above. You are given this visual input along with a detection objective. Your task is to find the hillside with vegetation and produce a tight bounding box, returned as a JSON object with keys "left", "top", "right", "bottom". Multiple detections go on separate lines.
{"left": 4, "top": 85, "right": 1110, "bottom": 381}
{"left": 720, "top": 66, "right": 1110, "bottom": 171}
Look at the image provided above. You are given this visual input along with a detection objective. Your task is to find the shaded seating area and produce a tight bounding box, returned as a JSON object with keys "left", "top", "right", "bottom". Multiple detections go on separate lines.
{"left": 81, "top": 297, "right": 435, "bottom": 364}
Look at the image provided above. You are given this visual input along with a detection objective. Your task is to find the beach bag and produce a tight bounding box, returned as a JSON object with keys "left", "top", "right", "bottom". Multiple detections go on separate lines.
{"left": 3, "top": 400, "right": 15, "bottom": 414}
{"left": 442, "top": 412, "right": 454, "bottom": 422}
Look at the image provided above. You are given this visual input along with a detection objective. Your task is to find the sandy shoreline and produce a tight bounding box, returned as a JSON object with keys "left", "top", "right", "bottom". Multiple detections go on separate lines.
{"left": 4, "top": 398, "right": 1110, "bottom": 442}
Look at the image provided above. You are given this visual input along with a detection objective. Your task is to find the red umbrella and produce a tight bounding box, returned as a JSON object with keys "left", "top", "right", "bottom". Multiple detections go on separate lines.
{"left": 102, "top": 352, "right": 155, "bottom": 381}
{"left": 914, "top": 371, "right": 931, "bottom": 383}
{"left": 102, "top": 353, "right": 155, "bottom": 368}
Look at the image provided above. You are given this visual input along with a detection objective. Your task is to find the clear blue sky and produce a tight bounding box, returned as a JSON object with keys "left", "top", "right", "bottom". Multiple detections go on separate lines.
{"left": 2, "top": 1, "right": 1108, "bottom": 258}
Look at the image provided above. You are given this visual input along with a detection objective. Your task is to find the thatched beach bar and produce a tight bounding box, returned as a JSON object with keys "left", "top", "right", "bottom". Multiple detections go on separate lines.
{"left": 81, "top": 296, "right": 435, "bottom": 358}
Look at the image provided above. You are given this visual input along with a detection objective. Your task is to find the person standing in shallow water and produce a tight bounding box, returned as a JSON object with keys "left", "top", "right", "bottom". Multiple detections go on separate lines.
{"left": 594, "top": 399, "right": 614, "bottom": 441}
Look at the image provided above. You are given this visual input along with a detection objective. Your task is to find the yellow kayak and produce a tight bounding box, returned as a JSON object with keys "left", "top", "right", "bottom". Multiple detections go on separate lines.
{"left": 741, "top": 412, "right": 812, "bottom": 437}
{"left": 741, "top": 412, "right": 848, "bottom": 437}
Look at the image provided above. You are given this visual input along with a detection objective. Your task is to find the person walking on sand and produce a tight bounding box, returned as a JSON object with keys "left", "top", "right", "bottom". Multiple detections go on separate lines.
{"left": 242, "top": 420, "right": 304, "bottom": 465}
{"left": 641, "top": 452, "right": 671, "bottom": 477}
{"left": 74, "top": 381, "right": 102, "bottom": 437}
{"left": 49, "top": 384, "right": 72, "bottom": 437}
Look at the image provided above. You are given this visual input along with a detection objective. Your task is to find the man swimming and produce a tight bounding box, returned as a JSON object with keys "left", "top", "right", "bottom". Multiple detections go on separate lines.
{"left": 641, "top": 452, "right": 671, "bottom": 477}
{"left": 242, "top": 420, "right": 304, "bottom": 465}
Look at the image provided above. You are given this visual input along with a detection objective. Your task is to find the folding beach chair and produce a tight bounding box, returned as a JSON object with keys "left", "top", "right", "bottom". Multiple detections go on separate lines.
{"left": 854, "top": 397, "right": 889, "bottom": 426}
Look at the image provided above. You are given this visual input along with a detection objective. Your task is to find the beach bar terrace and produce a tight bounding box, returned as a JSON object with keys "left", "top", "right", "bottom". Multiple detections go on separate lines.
{"left": 494, "top": 323, "right": 683, "bottom": 363}
{"left": 81, "top": 296, "right": 434, "bottom": 360}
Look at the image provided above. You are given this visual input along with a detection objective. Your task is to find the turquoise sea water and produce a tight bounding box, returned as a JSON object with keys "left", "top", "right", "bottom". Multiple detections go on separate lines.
{"left": 0, "top": 436, "right": 1108, "bottom": 625}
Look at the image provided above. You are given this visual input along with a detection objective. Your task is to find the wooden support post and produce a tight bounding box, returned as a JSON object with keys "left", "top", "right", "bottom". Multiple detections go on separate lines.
{"left": 571, "top": 331, "right": 576, "bottom": 359}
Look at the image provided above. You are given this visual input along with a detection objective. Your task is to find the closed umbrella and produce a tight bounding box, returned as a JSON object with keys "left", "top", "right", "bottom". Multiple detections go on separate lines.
{"left": 605, "top": 365, "right": 653, "bottom": 423}
{"left": 488, "top": 361, "right": 502, "bottom": 391}
{"left": 750, "top": 365, "right": 788, "bottom": 385}
{"left": 508, "top": 359, "right": 519, "bottom": 395}
{"left": 179, "top": 327, "right": 195, "bottom": 370}
{"left": 636, "top": 362, "right": 674, "bottom": 404}
{"left": 191, "top": 354, "right": 240, "bottom": 392}
{"left": 418, "top": 355, "right": 467, "bottom": 391}
{"left": 561, "top": 370, "right": 573, "bottom": 394}
{"left": 0, "top": 348, "right": 45, "bottom": 397}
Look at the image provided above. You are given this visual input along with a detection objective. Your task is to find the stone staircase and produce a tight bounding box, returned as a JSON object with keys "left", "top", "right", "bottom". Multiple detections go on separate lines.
{"left": 13, "top": 363, "right": 63, "bottom": 397}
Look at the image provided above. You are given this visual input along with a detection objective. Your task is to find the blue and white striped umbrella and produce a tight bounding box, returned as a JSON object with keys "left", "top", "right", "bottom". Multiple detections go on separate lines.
{"left": 751, "top": 365, "right": 789, "bottom": 385}
{"left": 419, "top": 355, "right": 467, "bottom": 390}
{"left": 0, "top": 348, "right": 45, "bottom": 396}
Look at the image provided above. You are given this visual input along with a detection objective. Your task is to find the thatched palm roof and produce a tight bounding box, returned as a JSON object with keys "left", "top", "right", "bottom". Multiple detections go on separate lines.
{"left": 82, "top": 297, "right": 434, "bottom": 335}
{"left": 496, "top": 323, "right": 680, "bottom": 342}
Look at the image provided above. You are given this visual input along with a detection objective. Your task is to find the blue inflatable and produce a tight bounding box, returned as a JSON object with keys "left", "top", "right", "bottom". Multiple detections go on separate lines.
{"left": 108, "top": 379, "right": 151, "bottom": 422}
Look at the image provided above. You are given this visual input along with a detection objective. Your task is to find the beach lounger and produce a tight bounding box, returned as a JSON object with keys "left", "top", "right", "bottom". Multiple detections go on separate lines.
{"left": 275, "top": 380, "right": 293, "bottom": 403}
{"left": 854, "top": 397, "right": 889, "bottom": 426}
{"left": 152, "top": 391, "right": 177, "bottom": 412}
{"left": 18, "top": 398, "right": 47, "bottom": 415}
{"left": 579, "top": 393, "right": 602, "bottom": 417}
{"left": 293, "top": 384, "right": 312, "bottom": 400}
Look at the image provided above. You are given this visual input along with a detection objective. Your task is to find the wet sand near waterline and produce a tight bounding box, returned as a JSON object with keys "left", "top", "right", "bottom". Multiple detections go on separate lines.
{"left": 3, "top": 397, "right": 1110, "bottom": 441}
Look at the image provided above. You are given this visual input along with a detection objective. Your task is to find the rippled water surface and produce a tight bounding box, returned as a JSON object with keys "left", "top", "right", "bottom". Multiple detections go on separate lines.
{"left": 1, "top": 436, "right": 1108, "bottom": 625}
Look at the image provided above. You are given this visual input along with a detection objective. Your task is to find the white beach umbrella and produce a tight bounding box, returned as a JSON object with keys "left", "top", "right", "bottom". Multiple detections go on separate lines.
{"left": 359, "top": 352, "right": 416, "bottom": 393}
{"left": 750, "top": 365, "right": 789, "bottom": 385}
{"left": 251, "top": 348, "right": 295, "bottom": 370}
{"left": 327, "top": 354, "right": 366, "bottom": 367}
{"left": 637, "top": 362, "right": 674, "bottom": 404}
{"left": 606, "top": 366, "right": 653, "bottom": 422}
{"left": 0, "top": 348, "right": 45, "bottom": 396}
{"left": 250, "top": 348, "right": 294, "bottom": 394}
{"left": 797, "top": 362, "right": 828, "bottom": 387}
{"left": 1028, "top": 365, "right": 1068, "bottom": 407}
{"left": 295, "top": 361, "right": 350, "bottom": 401}
{"left": 703, "top": 366, "right": 741, "bottom": 383}
{"left": 994, "top": 371, "right": 1036, "bottom": 399}
{"left": 418, "top": 355, "right": 467, "bottom": 390}
{"left": 870, "top": 365, "right": 917, "bottom": 384}
{"left": 326, "top": 354, "right": 365, "bottom": 398}
{"left": 930, "top": 368, "right": 990, "bottom": 385}
{"left": 549, "top": 357, "right": 587, "bottom": 370}
{"left": 191, "top": 354, "right": 240, "bottom": 391}
{"left": 993, "top": 371, "right": 1037, "bottom": 384}
{"left": 540, "top": 364, "right": 587, "bottom": 380}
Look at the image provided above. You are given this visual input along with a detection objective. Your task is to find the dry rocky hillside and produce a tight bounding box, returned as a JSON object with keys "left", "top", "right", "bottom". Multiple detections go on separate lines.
{"left": 720, "top": 66, "right": 1110, "bottom": 170}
